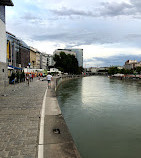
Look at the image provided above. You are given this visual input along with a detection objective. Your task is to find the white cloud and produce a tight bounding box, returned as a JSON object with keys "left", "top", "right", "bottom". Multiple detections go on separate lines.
{"left": 5, "top": 0, "right": 141, "bottom": 67}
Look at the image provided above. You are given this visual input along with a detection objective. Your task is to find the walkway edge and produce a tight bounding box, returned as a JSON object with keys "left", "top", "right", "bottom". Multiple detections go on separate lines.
{"left": 38, "top": 87, "right": 48, "bottom": 158}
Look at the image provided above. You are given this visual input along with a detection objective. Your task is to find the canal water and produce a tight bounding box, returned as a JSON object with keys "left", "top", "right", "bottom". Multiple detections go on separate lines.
{"left": 56, "top": 76, "right": 141, "bottom": 158}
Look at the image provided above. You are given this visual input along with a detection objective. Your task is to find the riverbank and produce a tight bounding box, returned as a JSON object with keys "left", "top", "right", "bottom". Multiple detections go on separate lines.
{"left": 42, "top": 76, "right": 81, "bottom": 158}
{"left": 109, "top": 74, "right": 141, "bottom": 80}
{"left": 0, "top": 76, "right": 81, "bottom": 157}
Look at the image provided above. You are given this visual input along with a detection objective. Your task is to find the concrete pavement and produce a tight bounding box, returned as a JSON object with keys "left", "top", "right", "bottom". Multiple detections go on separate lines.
{"left": 0, "top": 78, "right": 81, "bottom": 158}
{"left": 0, "top": 79, "right": 47, "bottom": 158}
{"left": 43, "top": 79, "right": 81, "bottom": 158}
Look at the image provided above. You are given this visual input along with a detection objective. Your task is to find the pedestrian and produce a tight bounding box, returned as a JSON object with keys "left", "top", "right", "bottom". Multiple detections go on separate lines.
{"left": 31, "top": 73, "right": 34, "bottom": 81}
{"left": 26, "top": 74, "right": 29, "bottom": 86}
{"left": 46, "top": 73, "right": 52, "bottom": 88}
{"left": 29, "top": 73, "right": 32, "bottom": 82}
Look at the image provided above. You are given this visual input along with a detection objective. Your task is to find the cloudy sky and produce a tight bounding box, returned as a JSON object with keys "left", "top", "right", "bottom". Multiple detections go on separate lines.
{"left": 6, "top": 0, "right": 141, "bottom": 67}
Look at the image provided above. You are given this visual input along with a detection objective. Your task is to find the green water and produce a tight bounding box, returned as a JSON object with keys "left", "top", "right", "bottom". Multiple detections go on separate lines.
{"left": 56, "top": 76, "right": 141, "bottom": 158}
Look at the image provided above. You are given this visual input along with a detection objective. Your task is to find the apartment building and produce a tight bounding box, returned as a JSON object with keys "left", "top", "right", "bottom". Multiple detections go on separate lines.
{"left": 36, "top": 51, "right": 41, "bottom": 69}
{"left": 124, "top": 60, "right": 138, "bottom": 70}
{"left": 40, "top": 53, "right": 47, "bottom": 69}
{"left": 30, "top": 47, "right": 37, "bottom": 68}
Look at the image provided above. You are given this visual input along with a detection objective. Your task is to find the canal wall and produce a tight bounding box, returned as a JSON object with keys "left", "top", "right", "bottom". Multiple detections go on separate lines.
{"left": 54, "top": 75, "right": 83, "bottom": 91}
{"left": 42, "top": 76, "right": 81, "bottom": 158}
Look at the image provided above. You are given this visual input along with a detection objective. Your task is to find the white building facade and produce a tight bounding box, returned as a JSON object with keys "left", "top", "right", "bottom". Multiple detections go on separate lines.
{"left": 0, "top": 0, "right": 13, "bottom": 92}
{"left": 124, "top": 60, "right": 138, "bottom": 70}
{"left": 46, "top": 54, "right": 54, "bottom": 68}
{"left": 40, "top": 53, "right": 47, "bottom": 69}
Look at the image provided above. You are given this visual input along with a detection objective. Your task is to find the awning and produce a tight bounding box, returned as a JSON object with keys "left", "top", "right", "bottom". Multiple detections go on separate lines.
{"left": 0, "top": 0, "right": 14, "bottom": 6}
{"left": 8, "top": 66, "right": 14, "bottom": 70}
{"left": 8, "top": 65, "right": 22, "bottom": 70}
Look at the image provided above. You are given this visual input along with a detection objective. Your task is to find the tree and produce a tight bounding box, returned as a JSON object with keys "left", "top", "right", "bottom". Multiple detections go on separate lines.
{"left": 53, "top": 52, "right": 82, "bottom": 74}
{"left": 136, "top": 67, "right": 141, "bottom": 74}
{"left": 108, "top": 67, "right": 118, "bottom": 75}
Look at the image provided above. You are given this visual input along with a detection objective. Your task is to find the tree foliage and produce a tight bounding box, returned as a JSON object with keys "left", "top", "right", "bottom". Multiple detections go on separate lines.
{"left": 53, "top": 52, "right": 83, "bottom": 74}
{"left": 108, "top": 67, "right": 134, "bottom": 75}
{"left": 136, "top": 67, "right": 141, "bottom": 74}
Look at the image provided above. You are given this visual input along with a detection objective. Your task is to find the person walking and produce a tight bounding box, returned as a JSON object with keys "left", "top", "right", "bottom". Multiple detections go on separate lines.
{"left": 26, "top": 74, "right": 29, "bottom": 86}
{"left": 46, "top": 73, "right": 52, "bottom": 88}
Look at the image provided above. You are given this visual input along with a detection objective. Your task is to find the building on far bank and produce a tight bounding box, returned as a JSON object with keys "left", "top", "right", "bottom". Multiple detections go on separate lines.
{"left": 0, "top": 0, "right": 14, "bottom": 91}
{"left": 124, "top": 60, "right": 138, "bottom": 70}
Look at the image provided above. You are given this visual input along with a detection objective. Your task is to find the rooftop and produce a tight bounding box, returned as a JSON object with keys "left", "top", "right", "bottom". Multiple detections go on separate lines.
{"left": 0, "top": 0, "right": 14, "bottom": 6}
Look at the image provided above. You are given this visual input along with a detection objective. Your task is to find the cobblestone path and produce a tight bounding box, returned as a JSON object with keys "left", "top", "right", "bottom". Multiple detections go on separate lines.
{"left": 0, "top": 79, "right": 47, "bottom": 158}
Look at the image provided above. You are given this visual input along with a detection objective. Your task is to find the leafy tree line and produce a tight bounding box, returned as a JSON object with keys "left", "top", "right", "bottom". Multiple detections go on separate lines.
{"left": 53, "top": 52, "right": 83, "bottom": 74}
{"left": 108, "top": 66, "right": 141, "bottom": 75}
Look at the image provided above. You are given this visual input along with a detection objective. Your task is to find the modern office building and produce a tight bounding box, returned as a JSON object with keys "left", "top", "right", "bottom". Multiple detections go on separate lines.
{"left": 0, "top": 0, "right": 14, "bottom": 92}
{"left": 70, "top": 49, "right": 83, "bottom": 67}
{"left": 7, "top": 32, "right": 30, "bottom": 68}
{"left": 53, "top": 49, "right": 76, "bottom": 57}
{"left": 46, "top": 54, "right": 54, "bottom": 68}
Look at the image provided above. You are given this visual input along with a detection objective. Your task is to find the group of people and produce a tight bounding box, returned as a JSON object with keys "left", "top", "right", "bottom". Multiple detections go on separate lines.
{"left": 26, "top": 73, "right": 34, "bottom": 85}
{"left": 26, "top": 73, "right": 53, "bottom": 88}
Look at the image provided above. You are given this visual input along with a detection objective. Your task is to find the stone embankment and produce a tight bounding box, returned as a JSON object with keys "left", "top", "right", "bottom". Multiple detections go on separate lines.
{"left": 42, "top": 75, "right": 81, "bottom": 158}
{"left": 109, "top": 74, "right": 141, "bottom": 80}
{"left": 0, "top": 76, "right": 81, "bottom": 158}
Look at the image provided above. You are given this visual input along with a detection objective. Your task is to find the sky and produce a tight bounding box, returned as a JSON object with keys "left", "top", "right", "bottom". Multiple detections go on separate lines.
{"left": 6, "top": 0, "right": 141, "bottom": 67}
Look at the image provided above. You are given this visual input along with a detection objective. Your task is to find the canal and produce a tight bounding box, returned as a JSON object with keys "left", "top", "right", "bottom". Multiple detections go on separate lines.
{"left": 56, "top": 76, "right": 141, "bottom": 158}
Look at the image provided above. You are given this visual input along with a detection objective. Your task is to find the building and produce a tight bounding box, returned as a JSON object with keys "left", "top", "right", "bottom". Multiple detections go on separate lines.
{"left": 40, "top": 53, "right": 47, "bottom": 69}
{"left": 54, "top": 49, "right": 76, "bottom": 57}
{"left": 19, "top": 40, "right": 30, "bottom": 68}
{"left": 36, "top": 51, "right": 41, "bottom": 69}
{"left": 53, "top": 49, "right": 83, "bottom": 67}
{"left": 7, "top": 32, "right": 30, "bottom": 68}
{"left": 30, "top": 47, "right": 37, "bottom": 68}
{"left": 69, "top": 49, "right": 83, "bottom": 67}
{"left": 46, "top": 54, "right": 54, "bottom": 68}
{"left": 0, "top": 0, "right": 13, "bottom": 91}
{"left": 7, "top": 32, "right": 20, "bottom": 67}
{"left": 124, "top": 60, "right": 138, "bottom": 70}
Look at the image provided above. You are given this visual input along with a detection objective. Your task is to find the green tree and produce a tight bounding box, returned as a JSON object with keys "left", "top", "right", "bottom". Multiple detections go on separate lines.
{"left": 136, "top": 67, "right": 141, "bottom": 74}
{"left": 108, "top": 67, "right": 118, "bottom": 75}
{"left": 53, "top": 52, "right": 82, "bottom": 74}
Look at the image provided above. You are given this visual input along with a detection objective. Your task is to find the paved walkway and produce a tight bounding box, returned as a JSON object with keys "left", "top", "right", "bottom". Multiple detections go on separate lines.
{"left": 43, "top": 78, "right": 81, "bottom": 158}
{"left": 0, "top": 79, "right": 47, "bottom": 158}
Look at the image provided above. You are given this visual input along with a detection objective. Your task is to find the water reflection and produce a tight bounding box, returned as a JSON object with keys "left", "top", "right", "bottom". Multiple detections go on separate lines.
{"left": 57, "top": 76, "right": 141, "bottom": 158}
